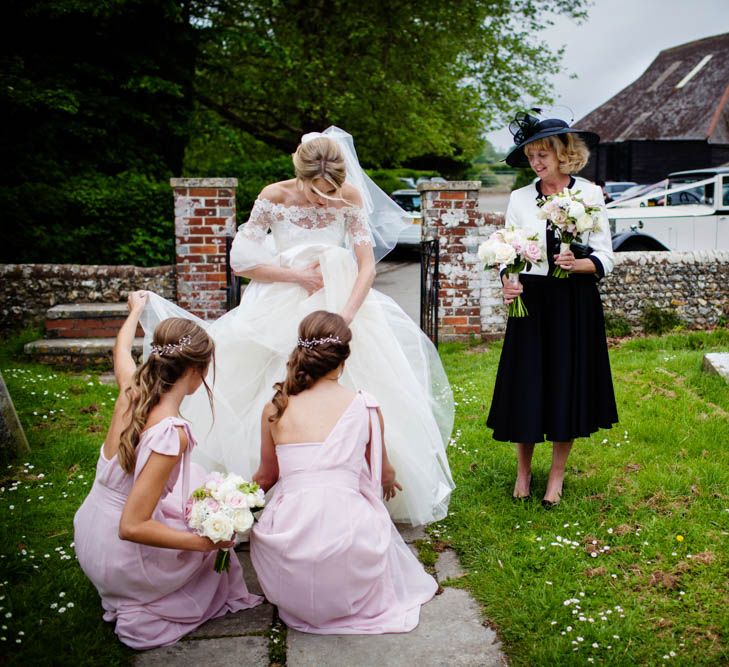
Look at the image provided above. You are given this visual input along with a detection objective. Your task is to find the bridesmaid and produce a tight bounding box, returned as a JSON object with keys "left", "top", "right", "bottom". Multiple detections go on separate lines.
{"left": 73, "top": 291, "right": 262, "bottom": 650}
{"left": 250, "top": 311, "right": 437, "bottom": 634}
{"left": 486, "top": 112, "right": 618, "bottom": 508}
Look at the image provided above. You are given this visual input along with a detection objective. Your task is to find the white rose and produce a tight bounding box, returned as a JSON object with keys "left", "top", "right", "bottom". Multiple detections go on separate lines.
{"left": 202, "top": 513, "right": 234, "bottom": 543}
{"left": 493, "top": 242, "right": 517, "bottom": 265}
{"left": 568, "top": 200, "right": 586, "bottom": 220}
{"left": 477, "top": 240, "right": 497, "bottom": 265}
{"left": 231, "top": 508, "right": 254, "bottom": 534}
{"left": 188, "top": 502, "right": 206, "bottom": 530}
{"left": 247, "top": 489, "right": 266, "bottom": 508}
{"left": 575, "top": 213, "right": 595, "bottom": 233}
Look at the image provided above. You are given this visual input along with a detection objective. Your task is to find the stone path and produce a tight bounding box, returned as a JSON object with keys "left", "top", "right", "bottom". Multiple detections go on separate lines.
{"left": 134, "top": 527, "right": 506, "bottom": 667}
{"left": 373, "top": 260, "right": 420, "bottom": 324}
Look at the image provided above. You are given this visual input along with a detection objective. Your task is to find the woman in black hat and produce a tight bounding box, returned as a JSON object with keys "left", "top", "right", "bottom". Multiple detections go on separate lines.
{"left": 486, "top": 112, "right": 618, "bottom": 508}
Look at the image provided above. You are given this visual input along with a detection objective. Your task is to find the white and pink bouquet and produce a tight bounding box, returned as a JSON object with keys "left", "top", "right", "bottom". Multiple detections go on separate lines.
{"left": 186, "top": 472, "right": 266, "bottom": 572}
{"left": 537, "top": 188, "right": 602, "bottom": 278}
{"left": 478, "top": 226, "right": 545, "bottom": 318}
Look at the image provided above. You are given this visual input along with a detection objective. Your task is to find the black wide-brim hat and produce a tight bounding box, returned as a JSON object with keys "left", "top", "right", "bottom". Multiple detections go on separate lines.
{"left": 504, "top": 112, "right": 600, "bottom": 168}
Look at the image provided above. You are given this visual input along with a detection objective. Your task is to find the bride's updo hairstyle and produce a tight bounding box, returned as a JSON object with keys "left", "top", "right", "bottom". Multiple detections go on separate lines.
{"left": 292, "top": 137, "right": 350, "bottom": 204}
{"left": 118, "top": 318, "right": 214, "bottom": 473}
{"left": 270, "top": 311, "right": 352, "bottom": 423}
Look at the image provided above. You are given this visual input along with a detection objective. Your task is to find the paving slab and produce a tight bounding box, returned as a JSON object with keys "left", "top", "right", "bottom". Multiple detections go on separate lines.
{"left": 237, "top": 549, "right": 264, "bottom": 595}
{"left": 394, "top": 523, "right": 427, "bottom": 544}
{"left": 286, "top": 587, "right": 504, "bottom": 667}
{"left": 703, "top": 352, "right": 729, "bottom": 382}
{"left": 134, "top": 635, "right": 268, "bottom": 666}
{"left": 188, "top": 603, "right": 274, "bottom": 638}
{"left": 435, "top": 548, "right": 465, "bottom": 581}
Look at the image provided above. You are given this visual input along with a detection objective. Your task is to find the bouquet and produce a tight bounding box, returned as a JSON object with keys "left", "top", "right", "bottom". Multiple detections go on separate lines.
{"left": 186, "top": 472, "right": 266, "bottom": 573}
{"left": 537, "top": 188, "right": 602, "bottom": 278}
{"left": 478, "top": 226, "right": 545, "bottom": 317}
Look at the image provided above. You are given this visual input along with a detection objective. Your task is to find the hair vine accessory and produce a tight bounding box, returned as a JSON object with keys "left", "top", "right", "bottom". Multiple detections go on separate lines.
{"left": 151, "top": 335, "right": 192, "bottom": 356}
{"left": 297, "top": 335, "right": 341, "bottom": 350}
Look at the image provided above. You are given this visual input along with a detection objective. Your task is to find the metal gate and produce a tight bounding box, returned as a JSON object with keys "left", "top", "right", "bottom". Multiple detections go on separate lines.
{"left": 419, "top": 238, "right": 439, "bottom": 347}
{"left": 223, "top": 235, "right": 243, "bottom": 310}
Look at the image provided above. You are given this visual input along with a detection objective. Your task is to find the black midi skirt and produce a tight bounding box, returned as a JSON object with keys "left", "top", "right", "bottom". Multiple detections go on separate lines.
{"left": 486, "top": 274, "right": 618, "bottom": 443}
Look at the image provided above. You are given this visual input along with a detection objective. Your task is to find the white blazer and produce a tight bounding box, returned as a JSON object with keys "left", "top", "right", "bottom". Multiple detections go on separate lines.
{"left": 505, "top": 179, "right": 614, "bottom": 278}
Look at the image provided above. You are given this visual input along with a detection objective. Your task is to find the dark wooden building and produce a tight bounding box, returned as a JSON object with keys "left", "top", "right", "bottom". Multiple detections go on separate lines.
{"left": 578, "top": 33, "right": 729, "bottom": 184}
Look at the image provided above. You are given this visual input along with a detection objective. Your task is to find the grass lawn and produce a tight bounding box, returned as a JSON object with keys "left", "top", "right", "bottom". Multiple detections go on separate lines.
{"left": 0, "top": 327, "right": 727, "bottom": 665}
{"left": 436, "top": 328, "right": 729, "bottom": 666}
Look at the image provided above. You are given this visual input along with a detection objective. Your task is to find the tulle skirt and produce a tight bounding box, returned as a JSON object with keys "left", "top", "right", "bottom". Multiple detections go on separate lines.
{"left": 140, "top": 244, "right": 454, "bottom": 525}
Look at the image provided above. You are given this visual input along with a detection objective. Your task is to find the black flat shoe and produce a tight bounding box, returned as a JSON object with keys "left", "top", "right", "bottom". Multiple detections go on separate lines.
{"left": 541, "top": 485, "right": 563, "bottom": 509}
{"left": 512, "top": 473, "right": 532, "bottom": 501}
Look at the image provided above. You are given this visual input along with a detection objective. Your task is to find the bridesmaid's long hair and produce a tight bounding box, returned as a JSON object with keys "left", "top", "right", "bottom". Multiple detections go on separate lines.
{"left": 118, "top": 318, "right": 214, "bottom": 473}
{"left": 270, "top": 311, "right": 352, "bottom": 423}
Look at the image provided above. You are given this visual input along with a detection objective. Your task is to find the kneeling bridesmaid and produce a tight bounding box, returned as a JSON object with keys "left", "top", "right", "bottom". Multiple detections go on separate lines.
{"left": 250, "top": 311, "right": 437, "bottom": 634}
{"left": 73, "top": 291, "right": 262, "bottom": 650}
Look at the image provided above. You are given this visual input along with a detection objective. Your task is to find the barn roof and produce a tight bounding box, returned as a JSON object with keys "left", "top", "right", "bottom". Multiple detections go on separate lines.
{"left": 576, "top": 33, "right": 729, "bottom": 144}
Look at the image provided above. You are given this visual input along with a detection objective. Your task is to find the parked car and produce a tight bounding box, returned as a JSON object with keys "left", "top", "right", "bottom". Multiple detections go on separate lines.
{"left": 415, "top": 176, "right": 448, "bottom": 186}
{"left": 606, "top": 167, "right": 729, "bottom": 251}
{"left": 390, "top": 189, "right": 423, "bottom": 246}
{"left": 604, "top": 181, "right": 637, "bottom": 199}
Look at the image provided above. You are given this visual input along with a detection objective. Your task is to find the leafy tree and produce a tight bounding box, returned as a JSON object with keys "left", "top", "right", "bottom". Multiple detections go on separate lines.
{"left": 1, "top": 0, "right": 197, "bottom": 264}
{"left": 189, "top": 0, "right": 587, "bottom": 168}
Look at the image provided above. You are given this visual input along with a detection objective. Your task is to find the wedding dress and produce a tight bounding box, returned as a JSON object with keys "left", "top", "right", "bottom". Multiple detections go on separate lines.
{"left": 140, "top": 127, "right": 454, "bottom": 526}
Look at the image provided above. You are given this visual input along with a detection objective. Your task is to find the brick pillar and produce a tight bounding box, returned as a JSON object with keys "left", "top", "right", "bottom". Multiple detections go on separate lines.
{"left": 419, "top": 181, "right": 506, "bottom": 341}
{"left": 171, "top": 178, "right": 237, "bottom": 320}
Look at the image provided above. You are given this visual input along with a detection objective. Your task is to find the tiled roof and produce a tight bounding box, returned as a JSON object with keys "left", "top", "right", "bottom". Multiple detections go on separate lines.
{"left": 577, "top": 33, "right": 729, "bottom": 144}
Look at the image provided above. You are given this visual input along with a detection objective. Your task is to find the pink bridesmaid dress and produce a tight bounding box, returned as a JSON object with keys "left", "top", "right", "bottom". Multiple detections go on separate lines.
{"left": 250, "top": 391, "right": 437, "bottom": 634}
{"left": 73, "top": 416, "right": 263, "bottom": 650}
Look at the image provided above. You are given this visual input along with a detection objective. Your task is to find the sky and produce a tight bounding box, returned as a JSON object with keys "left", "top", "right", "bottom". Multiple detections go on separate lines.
{"left": 487, "top": 0, "right": 729, "bottom": 151}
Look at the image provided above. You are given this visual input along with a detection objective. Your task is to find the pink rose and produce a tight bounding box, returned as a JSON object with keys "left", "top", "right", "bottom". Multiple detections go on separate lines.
{"left": 225, "top": 492, "right": 248, "bottom": 509}
{"left": 204, "top": 498, "right": 220, "bottom": 512}
{"left": 525, "top": 241, "right": 542, "bottom": 263}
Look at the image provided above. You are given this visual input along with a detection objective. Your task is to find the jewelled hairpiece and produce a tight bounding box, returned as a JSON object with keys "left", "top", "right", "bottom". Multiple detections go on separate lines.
{"left": 297, "top": 335, "right": 341, "bottom": 350}
{"left": 151, "top": 335, "right": 192, "bottom": 356}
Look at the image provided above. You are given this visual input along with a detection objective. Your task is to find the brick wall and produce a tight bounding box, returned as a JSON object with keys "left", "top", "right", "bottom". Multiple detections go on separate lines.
{"left": 172, "top": 178, "right": 238, "bottom": 320}
{"left": 420, "top": 182, "right": 505, "bottom": 341}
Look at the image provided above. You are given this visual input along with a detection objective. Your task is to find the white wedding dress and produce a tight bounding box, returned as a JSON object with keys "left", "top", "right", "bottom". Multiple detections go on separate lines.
{"left": 141, "top": 197, "right": 454, "bottom": 525}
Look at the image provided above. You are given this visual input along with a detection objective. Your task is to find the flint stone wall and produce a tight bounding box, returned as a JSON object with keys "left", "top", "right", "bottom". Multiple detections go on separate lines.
{"left": 599, "top": 251, "right": 729, "bottom": 330}
{"left": 0, "top": 264, "right": 176, "bottom": 333}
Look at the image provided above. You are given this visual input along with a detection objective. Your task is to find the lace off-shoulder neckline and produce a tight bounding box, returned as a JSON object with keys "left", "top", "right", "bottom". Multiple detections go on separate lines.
{"left": 256, "top": 197, "right": 364, "bottom": 213}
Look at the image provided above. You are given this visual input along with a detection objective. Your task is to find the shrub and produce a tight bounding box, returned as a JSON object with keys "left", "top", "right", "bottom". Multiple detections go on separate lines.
{"left": 604, "top": 312, "right": 632, "bottom": 337}
{"left": 640, "top": 304, "right": 683, "bottom": 335}
{"left": 1, "top": 172, "right": 173, "bottom": 267}
{"left": 512, "top": 168, "right": 535, "bottom": 190}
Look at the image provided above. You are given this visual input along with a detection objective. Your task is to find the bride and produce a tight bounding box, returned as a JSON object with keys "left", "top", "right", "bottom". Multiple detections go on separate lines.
{"left": 141, "top": 127, "right": 454, "bottom": 526}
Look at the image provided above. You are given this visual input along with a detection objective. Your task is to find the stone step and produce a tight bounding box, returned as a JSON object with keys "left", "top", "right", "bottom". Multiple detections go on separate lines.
{"left": 24, "top": 337, "right": 143, "bottom": 369}
{"left": 703, "top": 352, "right": 729, "bottom": 383}
{"left": 45, "top": 303, "right": 141, "bottom": 339}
